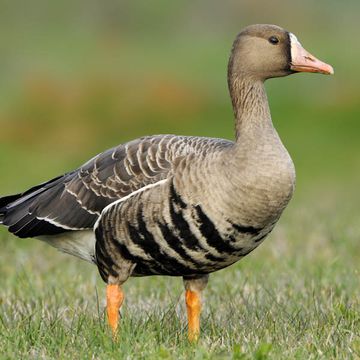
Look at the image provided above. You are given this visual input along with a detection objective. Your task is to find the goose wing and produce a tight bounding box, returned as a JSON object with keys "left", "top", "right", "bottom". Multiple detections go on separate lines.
{"left": 0, "top": 135, "right": 231, "bottom": 238}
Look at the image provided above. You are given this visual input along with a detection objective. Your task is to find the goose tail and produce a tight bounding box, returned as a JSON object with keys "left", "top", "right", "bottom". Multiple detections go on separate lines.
{"left": 0, "top": 177, "right": 97, "bottom": 264}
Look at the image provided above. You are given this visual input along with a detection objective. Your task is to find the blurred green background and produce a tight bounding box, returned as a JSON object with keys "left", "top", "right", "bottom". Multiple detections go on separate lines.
{"left": 0, "top": 1, "right": 359, "bottom": 357}
{"left": 0, "top": 0, "right": 359, "bottom": 198}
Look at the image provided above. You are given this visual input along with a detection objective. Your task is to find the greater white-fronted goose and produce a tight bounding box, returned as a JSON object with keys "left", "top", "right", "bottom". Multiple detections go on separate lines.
{"left": 0, "top": 24, "right": 333, "bottom": 341}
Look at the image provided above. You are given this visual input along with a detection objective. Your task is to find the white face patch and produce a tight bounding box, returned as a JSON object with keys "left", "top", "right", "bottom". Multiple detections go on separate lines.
{"left": 289, "top": 32, "right": 302, "bottom": 46}
{"left": 289, "top": 32, "right": 302, "bottom": 62}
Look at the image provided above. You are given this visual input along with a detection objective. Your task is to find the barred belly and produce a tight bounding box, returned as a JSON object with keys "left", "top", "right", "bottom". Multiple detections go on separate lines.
{"left": 95, "top": 181, "right": 272, "bottom": 282}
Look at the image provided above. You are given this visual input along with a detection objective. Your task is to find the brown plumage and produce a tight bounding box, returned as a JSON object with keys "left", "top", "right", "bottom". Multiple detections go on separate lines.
{"left": 0, "top": 24, "right": 333, "bottom": 341}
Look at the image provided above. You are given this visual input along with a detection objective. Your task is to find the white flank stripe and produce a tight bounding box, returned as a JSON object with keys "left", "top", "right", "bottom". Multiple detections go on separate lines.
{"left": 93, "top": 178, "right": 168, "bottom": 230}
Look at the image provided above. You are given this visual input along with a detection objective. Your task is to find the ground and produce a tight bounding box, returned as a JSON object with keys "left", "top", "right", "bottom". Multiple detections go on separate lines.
{"left": 0, "top": 188, "right": 359, "bottom": 359}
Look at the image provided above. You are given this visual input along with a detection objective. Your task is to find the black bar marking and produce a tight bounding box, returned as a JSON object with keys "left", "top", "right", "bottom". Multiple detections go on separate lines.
{"left": 157, "top": 220, "right": 208, "bottom": 270}
{"left": 111, "top": 230, "right": 166, "bottom": 275}
{"left": 170, "top": 182, "right": 187, "bottom": 209}
{"left": 168, "top": 196, "right": 202, "bottom": 251}
{"left": 132, "top": 262, "right": 158, "bottom": 276}
{"left": 127, "top": 211, "right": 196, "bottom": 276}
{"left": 127, "top": 222, "right": 170, "bottom": 274}
{"left": 232, "top": 222, "right": 262, "bottom": 235}
{"left": 169, "top": 184, "right": 223, "bottom": 262}
{"left": 195, "top": 205, "right": 237, "bottom": 254}
{"left": 95, "top": 223, "right": 120, "bottom": 281}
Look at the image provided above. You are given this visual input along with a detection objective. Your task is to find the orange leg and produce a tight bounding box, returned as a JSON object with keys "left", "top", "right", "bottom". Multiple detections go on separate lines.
{"left": 106, "top": 284, "right": 124, "bottom": 339}
{"left": 185, "top": 289, "right": 202, "bottom": 342}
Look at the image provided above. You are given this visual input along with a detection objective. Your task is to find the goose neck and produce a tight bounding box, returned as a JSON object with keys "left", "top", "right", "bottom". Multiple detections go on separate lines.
{"left": 228, "top": 77, "right": 273, "bottom": 141}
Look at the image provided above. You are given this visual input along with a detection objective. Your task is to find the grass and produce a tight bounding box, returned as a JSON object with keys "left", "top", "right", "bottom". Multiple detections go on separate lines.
{"left": 0, "top": 1, "right": 359, "bottom": 358}
{"left": 0, "top": 189, "right": 359, "bottom": 359}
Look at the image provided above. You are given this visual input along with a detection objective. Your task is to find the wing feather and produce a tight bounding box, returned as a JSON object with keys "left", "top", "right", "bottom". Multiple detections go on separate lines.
{"left": 0, "top": 135, "right": 233, "bottom": 238}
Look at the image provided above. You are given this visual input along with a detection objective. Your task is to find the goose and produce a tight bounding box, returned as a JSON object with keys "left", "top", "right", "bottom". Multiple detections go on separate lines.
{"left": 0, "top": 24, "right": 333, "bottom": 342}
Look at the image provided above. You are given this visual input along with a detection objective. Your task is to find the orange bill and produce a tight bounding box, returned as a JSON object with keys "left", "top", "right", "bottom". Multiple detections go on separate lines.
{"left": 289, "top": 33, "right": 334, "bottom": 75}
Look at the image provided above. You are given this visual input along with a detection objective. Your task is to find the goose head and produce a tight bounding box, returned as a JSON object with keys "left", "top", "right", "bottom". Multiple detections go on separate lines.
{"left": 228, "top": 24, "right": 334, "bottom": 82}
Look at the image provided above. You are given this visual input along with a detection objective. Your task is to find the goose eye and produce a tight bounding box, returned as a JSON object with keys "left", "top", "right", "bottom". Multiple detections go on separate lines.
{"left": 268, "top": 36, "right": 279, "bottom": 45}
